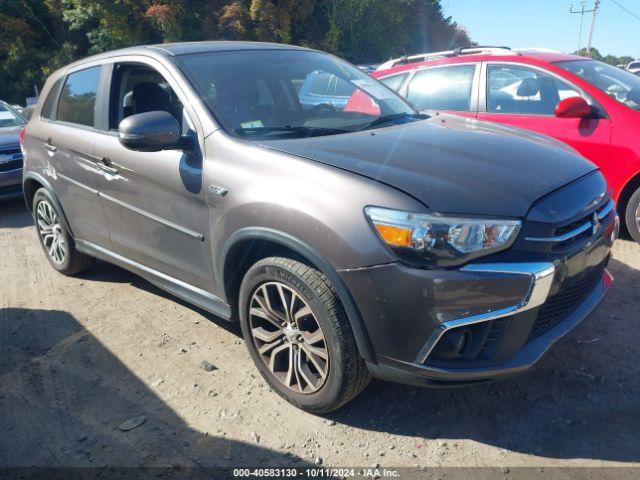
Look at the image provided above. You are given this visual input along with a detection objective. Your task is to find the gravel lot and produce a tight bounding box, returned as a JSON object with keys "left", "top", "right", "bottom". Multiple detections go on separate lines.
{"left": 1, "top": 198, "right": 639, "bottom": 472}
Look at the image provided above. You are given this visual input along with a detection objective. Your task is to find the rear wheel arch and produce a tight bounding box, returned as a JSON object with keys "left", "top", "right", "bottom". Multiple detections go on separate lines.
{"left": 220, "top": 228, "right": 376, "bottom": 363}
{"left": 23, "top": 173, "right": 75, "bottom": 238}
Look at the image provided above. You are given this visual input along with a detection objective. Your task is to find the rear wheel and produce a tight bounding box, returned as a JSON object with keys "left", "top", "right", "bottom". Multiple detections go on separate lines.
{"left": 33, "top": 188, "right": 94, "bottom": 275}
{"left": 239, "top": 257, "right": 371, "bottom": 413}
{"left": 624, "top": 187, "right": 640, "bottom": 243}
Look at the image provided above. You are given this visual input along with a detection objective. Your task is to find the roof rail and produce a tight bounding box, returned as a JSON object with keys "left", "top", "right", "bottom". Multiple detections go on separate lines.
{"left": 515, "top": 47, "right": 562, "bottom": 54}
{"left": 453, "top": 45, "right": 513, "bottom": 55}
{"left": 376, "top": 46, "right": 517, "bottom": 71}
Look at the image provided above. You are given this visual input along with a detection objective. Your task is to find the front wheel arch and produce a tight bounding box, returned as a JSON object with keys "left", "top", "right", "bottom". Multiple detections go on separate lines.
{"left": 617, "top": 171, "right": 640, "bottom": 240}
{"left": 220, "top": 227, "right": 376, "bottom": 363}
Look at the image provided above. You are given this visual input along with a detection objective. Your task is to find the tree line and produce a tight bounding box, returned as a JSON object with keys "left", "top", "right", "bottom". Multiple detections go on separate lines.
{"left": 0, "top": 0, "right": 472, "bottom": 105}
{"left": 573, "top": 48, "right": 636, "bottom": 67}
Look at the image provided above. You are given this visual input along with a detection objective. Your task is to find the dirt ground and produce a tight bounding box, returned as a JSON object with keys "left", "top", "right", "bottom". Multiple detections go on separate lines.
{"left": 1, "top": 197, "right": 639, "bottom": 473}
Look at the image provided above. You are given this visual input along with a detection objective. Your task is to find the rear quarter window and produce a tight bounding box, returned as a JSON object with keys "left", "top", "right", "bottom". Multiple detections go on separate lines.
{"left": 57, "top": 67, "right": 101, "bottom": 127}
{"left": 41, "top": 78, "right": 64, "bottom": 120}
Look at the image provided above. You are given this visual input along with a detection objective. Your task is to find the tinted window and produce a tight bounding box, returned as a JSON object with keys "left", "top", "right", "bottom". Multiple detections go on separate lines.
{"left": 110, "top": 64, "right": 184, "bottom": 131}
{"left": 380, "top": 73, "right": 409, "bottom": 92}
{"left": 57, "top": 67, "right": 101, "bottom": 127}
{"left": 406, "top": 65, "right": 475, "bottom": 111}
{"left": 41, "top": 78, "right": 64, "bottom": 119}
{"left": 487, "top": 65, "right": 581, "bottom": 115}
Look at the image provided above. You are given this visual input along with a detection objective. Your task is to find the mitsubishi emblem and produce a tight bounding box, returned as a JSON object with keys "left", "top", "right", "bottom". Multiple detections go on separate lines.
{"left": 592, "top": 212, "right": 600, "bottom": 236}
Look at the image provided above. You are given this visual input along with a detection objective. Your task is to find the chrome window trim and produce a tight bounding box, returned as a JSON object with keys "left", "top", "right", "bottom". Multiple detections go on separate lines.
{"left": 414, "top": 261, "right": 555, "bottom": 364}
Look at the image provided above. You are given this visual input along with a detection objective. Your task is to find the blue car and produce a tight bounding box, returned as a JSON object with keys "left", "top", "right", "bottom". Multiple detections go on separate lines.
{"left": 0, "top": 101, "right": 26, "bottom": 201}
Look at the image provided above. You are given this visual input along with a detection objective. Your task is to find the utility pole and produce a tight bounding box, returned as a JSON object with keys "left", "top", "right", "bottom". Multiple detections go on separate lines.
{"left": 569, "top": 0, "right": 600, "bottom": 54}
{"left": 586, "top": 0, "right": 601, "bottom": 58}
{"left": 570, "top": 1, "right": 589, "bottom": 53}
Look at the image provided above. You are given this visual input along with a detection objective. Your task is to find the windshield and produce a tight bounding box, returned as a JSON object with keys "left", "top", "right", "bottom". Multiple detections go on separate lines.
{"left": 555, "top": 59, "right": 640, "bottom": 111}
{"left": 0, "top": 103, "right": 26, "bottom": 128}
{"left": 176, "top": 49, "right": 418, "bottom": 139}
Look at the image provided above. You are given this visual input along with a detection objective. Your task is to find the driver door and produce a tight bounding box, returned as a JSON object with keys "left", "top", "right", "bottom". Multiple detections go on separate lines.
{"left": 94, "top": 60, "right": 214, "bottom": 291}
{"left": 477, "top": 63, "right": 612, "bottom": 170}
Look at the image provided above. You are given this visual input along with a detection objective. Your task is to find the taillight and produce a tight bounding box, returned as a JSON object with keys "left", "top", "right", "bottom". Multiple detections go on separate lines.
{"left": 19, "top": 127, "right": 26, "bottom": 146}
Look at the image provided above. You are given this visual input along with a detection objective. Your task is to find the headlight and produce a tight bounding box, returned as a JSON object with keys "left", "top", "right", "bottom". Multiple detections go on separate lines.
{"left": 364, "top": 206, "right": 521, "bottom": 267}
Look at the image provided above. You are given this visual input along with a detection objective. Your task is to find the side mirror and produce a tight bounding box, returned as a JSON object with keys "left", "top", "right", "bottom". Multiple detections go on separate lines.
{"left": 118, "top": 111, "right": 181, "bottom": 152}
{"left": 554, "top": 97, "right": 592, "bottom": 119}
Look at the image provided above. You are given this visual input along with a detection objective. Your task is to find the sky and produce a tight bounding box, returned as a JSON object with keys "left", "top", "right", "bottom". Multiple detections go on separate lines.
{"left": 441, "top": 0, "right": 640, "bottom": 59}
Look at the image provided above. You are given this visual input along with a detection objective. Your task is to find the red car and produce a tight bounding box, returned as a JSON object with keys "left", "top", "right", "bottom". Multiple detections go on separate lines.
{"left": 370, "top": 47, "right": 640, "bottom": 242}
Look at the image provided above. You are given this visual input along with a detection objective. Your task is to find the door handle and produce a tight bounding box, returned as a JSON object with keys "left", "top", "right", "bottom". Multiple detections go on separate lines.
{"left": 97, "top": 157, "right": 118, "bottom": 175}
{"left": 43, "top": 138, "right": 57, "bottom": 152}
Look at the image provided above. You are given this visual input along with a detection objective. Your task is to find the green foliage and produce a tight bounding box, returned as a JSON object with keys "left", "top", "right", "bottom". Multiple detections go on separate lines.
{"left": 573, "top": 47, "right": 636, "bottom": 66}
{"left": 0, "top": 0, "right": 473, "bottom": 104}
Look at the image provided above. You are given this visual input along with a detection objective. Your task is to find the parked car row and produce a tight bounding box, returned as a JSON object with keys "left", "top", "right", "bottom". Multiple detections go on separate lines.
{"left": 18, "top": 41, "right": 618, "bottom": 412}
{"left": 369, "top": 46, "right": 640, "bottom": 242}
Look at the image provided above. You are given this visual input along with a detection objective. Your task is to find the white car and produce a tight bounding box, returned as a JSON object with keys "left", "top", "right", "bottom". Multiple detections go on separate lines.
{"left": 627, "top": 60, "right": 640, "bottom": 74}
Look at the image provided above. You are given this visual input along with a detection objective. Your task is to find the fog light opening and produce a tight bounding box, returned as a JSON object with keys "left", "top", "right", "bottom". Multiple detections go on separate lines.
{"left": 432, "top": 328, "right": 473, "bottom": 360}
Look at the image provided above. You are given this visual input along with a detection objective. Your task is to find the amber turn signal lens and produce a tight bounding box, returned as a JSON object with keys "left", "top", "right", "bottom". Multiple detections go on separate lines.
{"left": 373, "top": 223, "right": 412, "bottom": 247}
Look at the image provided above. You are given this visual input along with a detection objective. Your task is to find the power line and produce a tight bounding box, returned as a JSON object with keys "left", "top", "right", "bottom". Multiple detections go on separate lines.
{"left": 611, "top": 0, "right": 640, "bottom": 21}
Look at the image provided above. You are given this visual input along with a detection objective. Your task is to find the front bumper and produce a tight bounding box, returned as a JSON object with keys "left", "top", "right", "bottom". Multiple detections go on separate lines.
{"left": 338, "top": 212, "right": 615, "bottom": 386}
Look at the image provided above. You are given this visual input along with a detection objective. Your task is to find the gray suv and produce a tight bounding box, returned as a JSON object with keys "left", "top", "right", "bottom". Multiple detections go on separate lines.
{"left": 21, "top": 42, "right": 617, "bottom": 412}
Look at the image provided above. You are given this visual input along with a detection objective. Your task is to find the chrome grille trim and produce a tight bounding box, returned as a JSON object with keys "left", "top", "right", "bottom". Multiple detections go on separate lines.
{"left": 525, "top": 199, "right": 614, "bottom": 243}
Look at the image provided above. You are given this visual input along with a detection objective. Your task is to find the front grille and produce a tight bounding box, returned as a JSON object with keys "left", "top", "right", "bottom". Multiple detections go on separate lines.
{"left": 0, "top": 159, "right": 22, "bottom": 172}
{"left": 528, "top": 262, "right": 606, "bottom": 341}
{"left": 525, "top": 198, "right": 614, "bottom": 251}
{"left": 0, "top": 146, "right": 22, "bottom": 172}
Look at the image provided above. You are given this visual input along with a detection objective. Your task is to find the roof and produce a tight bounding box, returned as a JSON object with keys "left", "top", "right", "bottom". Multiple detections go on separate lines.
{"left": 145, "top": 41, "right": 311, "bottom": 56}
{"left": 374, "top": 49, "right": 588, "bottom": 77}
{"left": 62, "top": 41, "right": 312, "bottom": 71}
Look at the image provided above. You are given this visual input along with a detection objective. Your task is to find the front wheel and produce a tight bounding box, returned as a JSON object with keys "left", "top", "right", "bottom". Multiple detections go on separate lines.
{"left": 239, "top": 257, "right": 371, "bottom": 413}
{"left": 624, "top": 187, "right": 640, "bottom": 243}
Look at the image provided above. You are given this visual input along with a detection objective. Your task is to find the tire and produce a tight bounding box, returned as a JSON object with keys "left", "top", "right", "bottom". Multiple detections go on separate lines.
{"left": 624, "top": 187, "right": 640, "bottom": 243}
{"left": 239, "top": 257, "right": 371, "bottom": 413}
{"left": 32, "top": 188, "right": 94, "bottom": 275}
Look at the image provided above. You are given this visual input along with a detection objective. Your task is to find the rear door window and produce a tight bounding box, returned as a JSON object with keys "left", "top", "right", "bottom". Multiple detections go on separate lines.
{"left": 57, "top": 67, "right": 101, "bottom": 127}
{"left": 406, "top": 65, "right": 476, "bottom": 111}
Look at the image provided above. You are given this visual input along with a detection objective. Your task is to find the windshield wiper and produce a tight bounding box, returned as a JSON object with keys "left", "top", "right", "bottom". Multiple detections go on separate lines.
{"left": 234, "top": 125, "right": 352, "bottom": 137}
{"left": 357, "top": 112, "right": 429, "bottom": 131}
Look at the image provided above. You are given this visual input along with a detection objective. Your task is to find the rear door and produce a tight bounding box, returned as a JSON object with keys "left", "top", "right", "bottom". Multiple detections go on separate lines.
{"left": 477, "top": 63, "right": 612, "bottom": 169}
{"left": 40, "top": 65, "right": 112, "bottom": 248}
{"left": 93, "top": 58, "right": 213, "bottom": 291}
{"left": 402, "top": 63, "right": 480, "bottom": 118}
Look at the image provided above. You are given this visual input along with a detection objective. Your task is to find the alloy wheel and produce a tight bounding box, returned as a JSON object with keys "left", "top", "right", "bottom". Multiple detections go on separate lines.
{"left": 36, "top": 200, "right": 66, "bottom": 264}
{"left": 636, "top": 202, "right": 640, "bottom": 232}
{"left": 248, "top": 282, "right": 329, "bottom": 394}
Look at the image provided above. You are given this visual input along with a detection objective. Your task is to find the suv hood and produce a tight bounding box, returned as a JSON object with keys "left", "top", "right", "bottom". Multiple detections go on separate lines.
{"left": 258, "top": 115, "right": 596, "bottom": 217}
{"left": 0, "top": 125, "right": 22, "bottom": 149}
